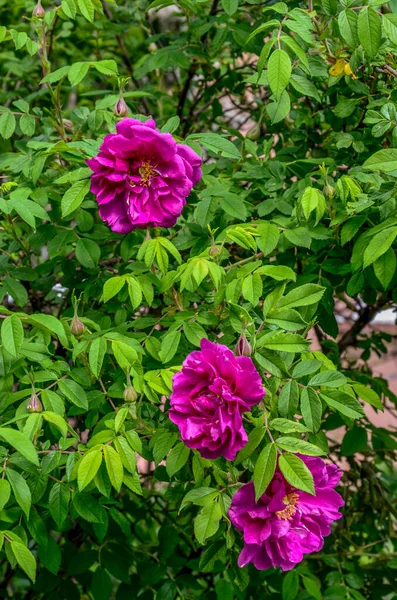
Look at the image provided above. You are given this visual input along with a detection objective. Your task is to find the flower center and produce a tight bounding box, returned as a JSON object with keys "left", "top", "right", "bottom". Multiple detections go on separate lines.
{"left": 276, "top": 492, "right": 299, "bottom": 520}
{"left": 138, "top": 160, "right": 159, "bottom": 186}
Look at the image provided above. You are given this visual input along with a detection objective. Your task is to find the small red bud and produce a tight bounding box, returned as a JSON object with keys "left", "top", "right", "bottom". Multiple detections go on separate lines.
{"left": 209, "top": 244, "right": 221, "bottom": 257}
{"left": 32, "top": 1, "right": 45, "bottom": 18}
{"left": 27, "top": 393, "right": 43, "bottom": 413}
{"left": 62, "top": 119, "right": 73, "bottom": 131}
{"left": 123, "top": 386, "right": 138, "bottom": 403}
{"left": 235, "top": 335, "right": 252, "bottom": 357}
{"left": 245, "top": 124, "right": 261, "bottom": 141}
{"left": 70, "top": 315, "right": 86, "bottom": 337}
{"left": 114, "top": 97, "right": 128, "bottom": 118}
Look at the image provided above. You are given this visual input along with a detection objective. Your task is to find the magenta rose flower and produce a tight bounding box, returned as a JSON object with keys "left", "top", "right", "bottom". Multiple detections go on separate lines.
{"left": 229, "top": 456, "right": 344, "bottom": 571}
{"left": 169, "top": 339, "right": 265, "bottom": 461}
{"left": 86, "top": 118, "right": 202, "bottom": 233}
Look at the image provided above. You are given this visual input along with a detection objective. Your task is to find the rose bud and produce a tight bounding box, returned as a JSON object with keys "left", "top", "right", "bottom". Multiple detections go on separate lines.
{"left": 245, "top": 124, "right": 261, "bottom": 141}
{"left": 62, "top": 119, "right": 73, "bottom": 131}
{"left": 235, "top": 334, "right": 252, "bottom": 357}
{"left": 32, "top": 1, "right": 45, "bottom": 18}
{"left": 27, "top": 393, "right": 43, "bottom": 413}
{"left": 209, "top": 244, "right": 221, "bottom": 257}
{"left": 114, "top": 97, "right": 128, "bottom": 118}
{"left": 70, "top": 315, "right": 86, "bottom": 337}
{"left": 123, "top": 386, "right": 138, "bottom": 403}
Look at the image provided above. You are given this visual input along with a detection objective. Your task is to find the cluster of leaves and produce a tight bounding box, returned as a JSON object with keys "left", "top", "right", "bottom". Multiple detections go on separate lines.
{"left": 0, "top": 0, "right": 396, "bottom": 599}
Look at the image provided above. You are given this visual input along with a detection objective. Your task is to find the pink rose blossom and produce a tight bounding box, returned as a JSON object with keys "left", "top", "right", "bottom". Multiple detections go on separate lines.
{"left": 229, "top": 456, "right": 344, "bottom": 571}
{"left": 86, "top": 118, "right": 202, "bottom": 233}
{"left": 169, "top": 339, "right": 265, "bottom": 461}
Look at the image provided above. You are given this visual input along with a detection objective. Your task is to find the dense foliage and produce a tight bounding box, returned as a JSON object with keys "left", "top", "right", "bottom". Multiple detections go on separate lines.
{"left": 0, "top": 0, "right": 397, "bottom": 598}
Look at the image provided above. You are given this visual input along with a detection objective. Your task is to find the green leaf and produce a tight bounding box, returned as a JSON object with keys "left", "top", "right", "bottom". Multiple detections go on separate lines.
{"left": 103, "top": 276, "right": 126, "bottom": 302}
{"left": 77, "top": 0, "right": 95, "bottom": 22}
{"left": 245, "top": 19, "right": 280, "bottom": 45}
{"left": 358, "top": 6, "right": 381, "bottom": 58}
{"left": 181, "top": 487, "right": 219, "bottom": 511}
{"left": 28, "top": 314, "right": 69, "bottom": 348}
{"left": 127, "top": 277, "right": 143, "bottom": 309}
{"left": 49, "top": 482, "right": 70, "bottom": 526}
{"left": 373, "top": 247, "right": 396, "bottom": 289}
{"left": 266, "top": 308, "right": 306, "bottom": 331}
{"left": 0, "top": 428, "right": 39, "bottom": 465}
{"left": 278, "top": 453, "right": 315, "bottom": 495}
{"left": 320, "top": 390, "right": 364, "bottom": 420}
{"left": 183, "top": 321, "right": 208, "bottom": 347}
{"left": 114, "top": 436, "right": 136, "bottom": 473}
{"left": 112, "top": 340, "right": 138, "bottom": 369}
{"left": 20, "top": 114, "right": 36, "bottom": 136}
{"left": 190, "top": 133, "right": 240, "bottom": 159}
{"left": 256, "top": 265, "right": 296, "bottom": 282}
{"left": 3, "top": 277, "right": 28, "bottom": 307}
{"left": 266, "top": 90, "right": 290, "bottom": 124}
{"left": 268, "top": 49, "right": 291, "bottom": 99}
{"left": 276, "top": 436, "right": 324, "bottom": 456}
{"left": 1, "top": 314, "right": 24, "bottom": 358}
{"left": 42, "top": 412, "right": 69, "bottom": 437}
{"left": 73, "top": 492, "right": 105, "bottom": 523}
{"left": 292, "top": 359, "right": 322, "bottom": 378}
{"left": 352, "top": 384, "right": 383, "bottom": 411}
{"left": 0, "top": 479, "right": 11, "bottom": 510}
{"left": 11, "top": 542, "right": 36, "bottom": 583}
{"left": 278, "top": 380, "right": 299, "bottom": 418}
{"left": 78, "top": 449, "right": 103, "bottom": 491}
{"left": 166, "top": 442, "right": 190, "bottom": 477}
{"left": 363, "top": 149, "right": 397, "bottom": 172}
{"left": 278, "top": 284, "right": 325, "bottom": 309}
{"left": 257, "top": 222, "right": 280, "bottom": 256}
{"left": 383, "top": 13, "right": 397, "bottom": 46}
{"left": 363, "top": 228, "right": 397, "bottom": 269}
{"left": 0, "top": 111, "right": 16, "bottom": 139}
{"left": 300, "top": 187, "right": 324, "bottom": 220}
{"left": 258, "top": 332, "right": 310, "bottom": 353}
{"left": 40, "top": 65, "right": 70, "bottom": 84}
{"left": 89, "top": 337, "right": 107, "bottom": 378}
{"left": 68, "top": 61, "right": 90, "bottom": 86}
{"left": 194, "top": 502, "right": 222, "bottom": 545}
{"left": 282, "top": 570, "right": 299, "bottom": 600}
{"left": 269, "top": 418, "right": 309, "bottom": 434}
{"left": 103, "top": 445, "right": 123, "bottom": 492}
{"left": 61, "top": 180, "right": 90, "bottom": 217}
{"left": 242, "top": 273, "right": 262, "bottom": 306}
{"left": 300, "top": 388, "right": 322, "bottom": 433}
{"left": 6, "top": 469, "right": 32, "bottom": 517}
{"left": 159, "top": 329, "right": 181, "bottom": 363}
{"left": 219, "top": 193, "right": 247, "bottom": 220}
{"left": 221, "top": 0, "right": 238, "bottom": 16}
{"left": 308, "top": 370, "right": 347, "bottom": 388}
{"left": 253, "top": 443, "right": 277, "bottom": 501}
{"left": 58, "top": 379, "right": 88, "bottom": 410}
{"left": 75, "top": 238, "right": 100, "bottom": 269}
{"left": 93, "top": 59, "right": 118, "bottom": 76}
{"left": 338, "top": 9, "right": 359, "bottom": 48}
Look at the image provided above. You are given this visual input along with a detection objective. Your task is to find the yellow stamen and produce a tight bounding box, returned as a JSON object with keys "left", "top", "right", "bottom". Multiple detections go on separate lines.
{"left": 138, "top": 160, "right": 158, "bottom": 186}
{"left": 276, "top": 492, "right": 299, "bottom": 521}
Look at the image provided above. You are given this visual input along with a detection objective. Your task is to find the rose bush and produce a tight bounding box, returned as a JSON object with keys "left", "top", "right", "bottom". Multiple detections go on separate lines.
{"left": 0, "top": 1, "right": 396, "bottom": 599}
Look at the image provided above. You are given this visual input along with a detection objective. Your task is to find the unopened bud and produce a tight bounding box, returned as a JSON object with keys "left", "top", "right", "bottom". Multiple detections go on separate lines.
{"left": 123, "top": 386, "right": 138, "bottom": 403}
{"left": 70, "top": 315, "right": 86, "bottom": 337}
{"left": 323, "top": 184, "right": 334, "bottom": 198}
{"left": 245, "top": 123, "right": 261, "bottom": 141}
{"left": 148, "top": 43, "right": 157, "bottom": 53}
{"left": 32, "top": 0, "right": 45, "bottom": 18}
{"left": 209, "top": 244, "right": 221, "bottom": 257}
{"left": 62, "top": 119, "right": 73, "bottom": 131}
{"left": 114, "top": 97, "right": 128, "bottom": 118}
{"left": 235, "top": 335, "right": 252, "bottom": 357}
{"left": 27, "top": 393, "right": 43, "bottom": 413}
